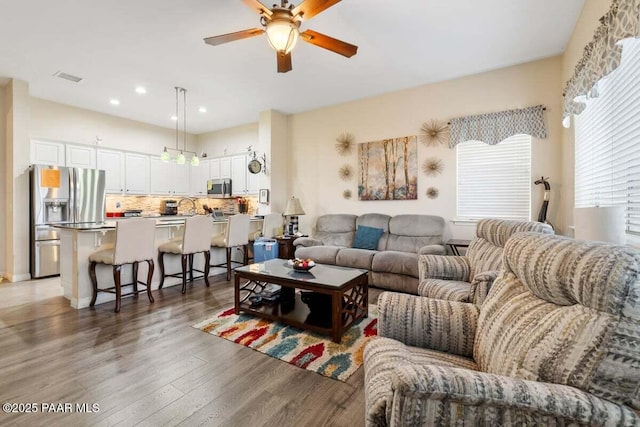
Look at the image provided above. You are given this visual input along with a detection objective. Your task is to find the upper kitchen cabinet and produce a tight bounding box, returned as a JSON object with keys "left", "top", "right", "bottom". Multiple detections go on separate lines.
{"left": 96, "top": 149, "right": 125, "bottom": 194}
{"left": 149, "top": 158, "right": 190, "bottom": 196}
{"left": 210, "top": 158, "right": 221, "bottom": 180}
{"left": 189, "top": 159, "right": 210, "bottom": 196}
{"left": 124, "top": 153, "right": 149, "bottom": 195}
{"left": 220, "top": 157, "right": 231, "bottom": 179}
{"left": 30, "top": 140, "right": 65, "bottom": 166}
{"left": 66, "top": 144, "right": 96, "bottom": 168}
{"left": 231, "top": 155, "right": 247, "bottom": 196}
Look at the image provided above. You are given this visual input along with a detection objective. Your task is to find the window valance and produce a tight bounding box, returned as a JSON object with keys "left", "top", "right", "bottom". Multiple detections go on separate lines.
{"left": 448, "top": 105, "right": 548, "bottom": 148}
{"left": 563, "top": 0, "right": 640, "bottom": 127}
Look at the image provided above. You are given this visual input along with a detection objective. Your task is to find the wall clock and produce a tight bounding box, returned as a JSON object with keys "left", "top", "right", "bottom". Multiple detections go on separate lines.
{"left": 248, "top": 158, "right": 262, "bottom": 174}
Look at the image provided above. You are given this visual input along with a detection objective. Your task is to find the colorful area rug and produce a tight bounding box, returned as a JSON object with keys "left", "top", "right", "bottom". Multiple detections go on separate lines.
{"left": 192, "top": 305, "right": 378, "bottom": 382}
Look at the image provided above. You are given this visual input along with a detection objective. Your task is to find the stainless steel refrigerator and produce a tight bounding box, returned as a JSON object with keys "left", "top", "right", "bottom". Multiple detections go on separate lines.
{"left": 30, "top": 165, "right": 106, "bottom": 278}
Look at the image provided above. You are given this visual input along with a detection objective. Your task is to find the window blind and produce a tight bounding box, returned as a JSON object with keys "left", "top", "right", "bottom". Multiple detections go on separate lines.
{"left": 574, "top": 38, "right": 640, "bottom": 235}
{"left": 456, "top": 134, "right": 531, "bottom": 221}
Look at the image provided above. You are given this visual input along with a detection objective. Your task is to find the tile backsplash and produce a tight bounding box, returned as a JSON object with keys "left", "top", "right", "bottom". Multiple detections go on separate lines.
{"left": 105, "top": 195, "right": 258, "bottom": 216}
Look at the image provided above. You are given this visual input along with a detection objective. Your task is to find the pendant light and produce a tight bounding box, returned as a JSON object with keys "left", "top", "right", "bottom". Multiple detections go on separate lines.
{"left": 161, "top": 86, "right": 199, "bottom": 166}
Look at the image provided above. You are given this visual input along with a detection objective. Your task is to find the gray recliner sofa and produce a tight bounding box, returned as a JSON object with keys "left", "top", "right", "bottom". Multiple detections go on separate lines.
{"left": 294, "top": 213, "right": 447, "bottom": 294}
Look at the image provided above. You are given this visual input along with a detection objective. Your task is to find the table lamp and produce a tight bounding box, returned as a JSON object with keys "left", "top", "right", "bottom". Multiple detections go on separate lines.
{"left": 284, "top": 196, "right": 305, "bottom": 235}
{"left": 574, "top": 206, "right": 625, "bottom": 244}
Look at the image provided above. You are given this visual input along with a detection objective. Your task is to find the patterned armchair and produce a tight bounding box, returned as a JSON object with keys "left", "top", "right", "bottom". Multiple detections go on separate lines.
{"left": 418, "top": 219, "right": 553, "bottom": 305}
{"left": 365, "top": 232, "right": 640, "bottom": 426}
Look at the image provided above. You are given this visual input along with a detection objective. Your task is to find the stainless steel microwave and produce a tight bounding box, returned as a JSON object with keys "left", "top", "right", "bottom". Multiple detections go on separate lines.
{"left": 207, "top": 179, "right": 232, "bottom": 198}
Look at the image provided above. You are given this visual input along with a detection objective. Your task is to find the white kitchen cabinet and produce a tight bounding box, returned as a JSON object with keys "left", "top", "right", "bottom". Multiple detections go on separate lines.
{"left": 150, "top": 158, "right": 190, "bottom": 196}
{"left": 209, "top": 158, "right": 221, "bottom": 180}
{"left": 173, "top": 163, "right": 190, "bottom": 196}
{"left": 189, "top": 159, "right": 210, "bottom": 196}
{"left": 149, "top": 157, "right": 173, "bottom": 195}
{"left": 66, "top": 144, "right": 96, "bottom": 168}
{"left": 220, "top": 157, "right": 231, "bottom": 179}
{"left": 96, "top": 149, "right": 125, "bottom": 194}
{"left": 231, "top": 155, "right": 247, "bottom": 195}
{"left": 124, "top": 153, "right": 149, "bottom": 195}
{"left": 246, "top": 166, "right": 259, "bottom": 194}
{"left": 31, "top": 139, "right": 65, "bottom": 166}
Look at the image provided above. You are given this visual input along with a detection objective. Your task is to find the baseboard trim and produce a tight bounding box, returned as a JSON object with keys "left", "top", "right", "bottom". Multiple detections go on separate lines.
{"left": 7, "top": 273, "right": 32, "bottom": 282}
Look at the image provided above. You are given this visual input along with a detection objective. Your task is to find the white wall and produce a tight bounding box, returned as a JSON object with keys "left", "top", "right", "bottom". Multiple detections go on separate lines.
{"left": 0, "top": 84, "right": 6, "bottom": 277}
{"left": 288, "top": 56, "right": 563, "bottom": 239}
{"left": 560, "top": 0, "right": 612, "bottom": 234}
{"left": 30, "top": 97, "right": 197, "bottom": 155}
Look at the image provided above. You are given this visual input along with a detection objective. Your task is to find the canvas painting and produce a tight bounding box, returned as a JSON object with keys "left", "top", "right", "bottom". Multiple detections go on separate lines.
{"left": 358, "top": 136, "right": 418, "bottom": 200}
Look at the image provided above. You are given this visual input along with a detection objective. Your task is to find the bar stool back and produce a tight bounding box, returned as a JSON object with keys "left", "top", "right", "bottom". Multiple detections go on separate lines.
{"left": 261, "top": 213, "right": 283, "bottom": 238}
{"left": 211, "top": 214, "right": 251, "bottom": 280}
{"left": 158, "top": 216, "right": 213, "bottom": 294}
{"left": 89, "top": 218, "right": 156, "bottom": 312}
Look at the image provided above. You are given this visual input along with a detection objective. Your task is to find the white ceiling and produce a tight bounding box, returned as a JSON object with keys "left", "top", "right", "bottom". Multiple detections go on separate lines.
{"left": 0, "top": 0, "right": 585, "bottom": 134}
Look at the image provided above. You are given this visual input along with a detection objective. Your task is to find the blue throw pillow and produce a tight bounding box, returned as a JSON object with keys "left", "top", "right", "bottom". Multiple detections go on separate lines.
{"left": 352, "top": 225, "right": 384, "bottom": 250}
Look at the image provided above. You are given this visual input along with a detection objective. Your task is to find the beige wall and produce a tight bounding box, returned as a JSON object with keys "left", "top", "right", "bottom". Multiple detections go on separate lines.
{"left": 560, "top": 0, "right": 612, "bottom": 233}
{"left": 30, "top": 98, "right": 197, "bottom": 155}
{"left": 288, "top": 56, "right": 563, "bottom": 239}
{"left": 0, "top": 84, "right": 5, "bottom": 276}
{"left": 197, "top": 122, "right": 258, "bottom": 158}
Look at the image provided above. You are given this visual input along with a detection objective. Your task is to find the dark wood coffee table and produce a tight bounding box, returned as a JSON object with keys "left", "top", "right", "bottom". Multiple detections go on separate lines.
{"left": 234, "top": 259, "right": 368, "bottom": 343}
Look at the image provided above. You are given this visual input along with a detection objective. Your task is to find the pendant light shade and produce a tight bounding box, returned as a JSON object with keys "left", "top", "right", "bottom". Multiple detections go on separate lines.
{"left": 266, "top": 18, "right": 299, "bottom": 54}
{"left": 161, "top": 147, "right": 171, "bottom": 162}
{"left": 190, "top": 155, "right": 200, "bottom": 166}
{"left": 176, "top": 152, "right": 186, "bottom": 165}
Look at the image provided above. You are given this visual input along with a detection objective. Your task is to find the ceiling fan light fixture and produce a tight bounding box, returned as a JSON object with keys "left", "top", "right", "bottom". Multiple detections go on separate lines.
{"left": 266, "top": 17, "right": 299, "bottom": 54}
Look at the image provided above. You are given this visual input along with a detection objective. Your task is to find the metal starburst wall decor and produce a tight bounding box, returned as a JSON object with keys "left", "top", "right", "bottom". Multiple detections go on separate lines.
{"left": 422, "top": 158, "right": 443, "bottom": 176}
{"left": 335, "top": 132, "right": 355, "bottom": 156}
{"left": 420, "top": 120, "right": 448, "bottom": 146}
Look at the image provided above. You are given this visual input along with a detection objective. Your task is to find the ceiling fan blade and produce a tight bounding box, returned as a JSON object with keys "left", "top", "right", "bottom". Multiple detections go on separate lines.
{"left": 204, "top": 28, "right": 264, "bottom": 46}
{"left": 300, "top": 29, "right": 358, "bottom": 58}
{"left": 292, "top": 0, "right": 341, "bottom": 21}
{"left": 277, "top": 52, "right": 292, "bottom": 73}
{"left": 241, "top": 0, "right": 272, "bottom": 17}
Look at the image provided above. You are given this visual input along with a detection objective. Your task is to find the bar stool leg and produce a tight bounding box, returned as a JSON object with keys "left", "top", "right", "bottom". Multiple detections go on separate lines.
{"left": 113, "top": 264, "right": 122, "bottom": 313}
{"left": 189, "top": 254, "right": 194, "bottom": 282}
{"left": 181, "top": 254, "right": 188, "bottom": 294}
{"left": 145, "top": 259, "right": 155, "bottom": 303}
{"left": 243, "top": 244, "right": 249, "bottom": 266}
{"left": 204, "top": 250, "right": 211, "bottom": 287}
{"left": 132, "top": 261, "right": 139, "bottom": 298}
{"left": 89, "top": 261, "right": 98, "bottom": 307}
{"left": 158, "top": 252, "right": 166, "bottom": 289}
{"left": 226, "top": 247, "right": 232, "bottom": 281}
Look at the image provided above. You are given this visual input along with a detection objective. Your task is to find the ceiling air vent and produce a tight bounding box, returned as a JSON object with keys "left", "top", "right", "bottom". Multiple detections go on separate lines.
{"left": 53, "top": 71, "right": 83, "bottom": 83}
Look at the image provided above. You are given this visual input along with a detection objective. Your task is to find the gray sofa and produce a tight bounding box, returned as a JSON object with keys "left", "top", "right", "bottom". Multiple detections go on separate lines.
{"left": 294, "top": 214, "right": 447, "bottom": 294}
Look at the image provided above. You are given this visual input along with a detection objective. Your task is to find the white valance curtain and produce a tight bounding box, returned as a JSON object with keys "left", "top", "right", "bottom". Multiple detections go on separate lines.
{"left": 563, "top": 0, "right": 640, "bottom": 127}
{"left": 448, "top": 105, "right": 547, "bottom": 148}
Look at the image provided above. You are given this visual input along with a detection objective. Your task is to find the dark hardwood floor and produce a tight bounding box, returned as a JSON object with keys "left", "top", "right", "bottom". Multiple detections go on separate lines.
{"left": 0, "top": 274, "right": 381, "bottom": 427}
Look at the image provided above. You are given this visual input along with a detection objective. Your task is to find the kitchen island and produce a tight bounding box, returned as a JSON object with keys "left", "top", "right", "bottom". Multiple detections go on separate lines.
{"left": 55, "top": 216, "right": 263, "bottom": 309}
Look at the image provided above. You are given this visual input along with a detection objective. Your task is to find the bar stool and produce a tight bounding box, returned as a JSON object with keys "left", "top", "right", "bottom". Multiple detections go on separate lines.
{"left": 211, "top": 214, "right": 251, "bottom": 281}
{"left": 157, "top": 216, "right": 213, "bottom": 294}
{"left": 89, "top": 218, "right": 156, "bottom": 313}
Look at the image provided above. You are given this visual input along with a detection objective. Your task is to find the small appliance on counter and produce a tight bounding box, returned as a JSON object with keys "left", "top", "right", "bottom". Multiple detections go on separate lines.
{"left": 207, "top": 179, "right": 232, "bottom": 198}
{"left": 161, "top": 199, "right": 178, "bottom": 215}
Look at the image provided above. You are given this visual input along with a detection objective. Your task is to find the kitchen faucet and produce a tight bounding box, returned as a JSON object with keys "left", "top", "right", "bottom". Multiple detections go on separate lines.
{"left": 178, "top": 198, "right": 197, "bottom": 216}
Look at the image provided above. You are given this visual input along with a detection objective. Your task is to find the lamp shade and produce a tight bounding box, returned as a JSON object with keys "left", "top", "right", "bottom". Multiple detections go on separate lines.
{"left": 266, "top": 18, "right": 299, "bottom": 54}
{"left": 284, "top": 196, "right": 305, "bottom": 216}
{"left": 574, "top": 206, "right": 625, "bottom": 244}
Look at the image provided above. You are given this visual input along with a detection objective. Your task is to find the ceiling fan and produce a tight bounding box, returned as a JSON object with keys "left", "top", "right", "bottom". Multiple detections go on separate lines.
{"left": 203, "top": 0, "right": 358, "bottom": 73}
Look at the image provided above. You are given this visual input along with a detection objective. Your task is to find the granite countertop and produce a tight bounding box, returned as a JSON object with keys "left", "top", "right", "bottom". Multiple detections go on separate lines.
{"left": 53, "top": 215, "right": 263, "bottom": 231}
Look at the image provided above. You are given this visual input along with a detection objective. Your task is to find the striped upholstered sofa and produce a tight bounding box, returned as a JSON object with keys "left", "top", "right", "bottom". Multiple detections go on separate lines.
{"left": 365, "top": 232, "right": 640, "bottom": 426}
{"left": 418, "top": 219, "right": 553, "bottom": 305}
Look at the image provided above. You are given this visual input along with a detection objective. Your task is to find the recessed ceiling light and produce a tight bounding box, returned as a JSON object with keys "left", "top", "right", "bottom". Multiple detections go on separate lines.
{"left": 198, "top": 107, "right": 207, "bottom": 113}
{"left": 135, "top": 86, "right": 147, "bottom": 94}
{"left": 170, "top": 115, "right": 178, "bottom": 121}
{"left": 110, "top": 99, "right": 120, "bottom": 106}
